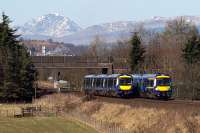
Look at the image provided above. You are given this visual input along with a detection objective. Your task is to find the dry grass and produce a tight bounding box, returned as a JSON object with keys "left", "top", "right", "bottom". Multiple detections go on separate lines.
{"left": 3, "top": 94, "right": 200, "bottom": 133}
{"left": 33, "top": 93, "right": 81, "bottom": 107}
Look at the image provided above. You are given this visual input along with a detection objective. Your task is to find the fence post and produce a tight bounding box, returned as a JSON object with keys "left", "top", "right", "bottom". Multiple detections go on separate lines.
{"left": 176, "top": 87, "right": 179, "bottom": 98}
{"left": 192, "top": 87, "right": 195, "bottom": 100}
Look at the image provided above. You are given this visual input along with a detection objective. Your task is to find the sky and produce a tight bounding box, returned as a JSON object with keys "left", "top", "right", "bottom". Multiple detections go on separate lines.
{"left": 1, "top": 0, "right": 200, "bottom": 27}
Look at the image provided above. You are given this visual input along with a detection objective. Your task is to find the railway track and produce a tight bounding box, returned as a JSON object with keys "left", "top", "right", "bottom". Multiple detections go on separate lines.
{"left": 67, "top": 91, "right": 200, "bottom": 105}
{"left": 131, "top": 98, "right": 200, "bottom": 105}
{"left": 89, "top": 95, "right": 200, "bottom": 110}
{"left": 51, "top": 91, "right": 200, "bottom": 110}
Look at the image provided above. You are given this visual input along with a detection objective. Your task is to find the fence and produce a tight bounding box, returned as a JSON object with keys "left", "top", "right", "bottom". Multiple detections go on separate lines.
{"left": 63, "top": 111, "right": 129, "bottom": 133}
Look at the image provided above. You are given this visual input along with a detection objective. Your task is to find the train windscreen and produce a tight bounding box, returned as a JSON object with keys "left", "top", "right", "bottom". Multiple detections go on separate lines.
{"left": 119, "top": 78, "right": 132, "bottom": 85}
{"left": 156, "top": 78, "right": 171, "bottom": 86}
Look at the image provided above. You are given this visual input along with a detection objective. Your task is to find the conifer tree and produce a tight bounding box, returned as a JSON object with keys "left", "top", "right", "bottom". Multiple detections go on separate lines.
{"left": 129, "top": 32, "right": 145, "bottom": 72}
{"left": 183, "top": 35, "right": 200, "bottom": 64}
{"left": 0, "top": 12, "right": 36, "bottom": 101}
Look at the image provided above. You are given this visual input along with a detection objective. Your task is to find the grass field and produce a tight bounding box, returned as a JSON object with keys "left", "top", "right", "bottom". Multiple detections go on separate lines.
{"left": 0, "top": 117, "right": 98, "bottom": 133}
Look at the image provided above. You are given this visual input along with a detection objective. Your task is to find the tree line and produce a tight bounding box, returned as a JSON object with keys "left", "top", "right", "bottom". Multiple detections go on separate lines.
{"left": 0, "top": 13, "right": 36, "bottom": 102}
{"left": 1, "top": 13, "right": 199, "bottom": 100}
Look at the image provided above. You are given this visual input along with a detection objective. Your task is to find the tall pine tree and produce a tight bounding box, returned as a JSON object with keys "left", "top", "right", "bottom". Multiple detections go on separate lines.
{"left": 129, "top": 32, "right": 145, "bottom": 73}
{"left": 0, "top": 12, "right": 36, "bottom": 102}
{"left": 183, "top": 35, "right": 200, "bottom": 64}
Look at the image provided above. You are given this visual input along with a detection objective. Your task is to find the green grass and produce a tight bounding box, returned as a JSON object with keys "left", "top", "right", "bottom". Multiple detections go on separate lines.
{"left": 0, "top": 117, "right": 98, "bottom": 133}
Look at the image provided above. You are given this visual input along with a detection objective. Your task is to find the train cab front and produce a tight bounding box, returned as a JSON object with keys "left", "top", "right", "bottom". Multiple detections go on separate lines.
{"left": 154, "top": 75, "right": 173, "bottom": 98}
{"left": 117, "top": 75, "right": 134, "bottom": 97}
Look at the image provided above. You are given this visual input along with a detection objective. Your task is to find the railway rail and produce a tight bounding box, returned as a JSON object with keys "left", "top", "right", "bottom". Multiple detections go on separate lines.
{"left": 40, "top": 90, "right": 200, "bottom": 109}
{"left": 80, "top": 93, "right": 200, "bottom": 110}
{"left": 66, "top": 91, "right": 200, "bottom": 105}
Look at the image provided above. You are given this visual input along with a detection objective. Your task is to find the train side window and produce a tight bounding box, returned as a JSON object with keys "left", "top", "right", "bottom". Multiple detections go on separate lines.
{"left": 98, "top": 78, "right": 101, "bottom": 88}
{"left": 108, "top": 78, "right": 113, "bottom": 88}
{"left": 96, "top": 78, "right": 100, "bottom": 88}
{"left": 99, "top": 78, "right": 102, "bottom": 88}
{"left": 86, "top": 78, "right": 90, "bottom": 88}
{"left": 88, "top": 78, "right": 90, "bottom": 88}
{"left": 101, "top": 78, "right": 104, "bottom": 88}
{"left": 100, "top": 78, "right": 102, "bottom": 88}
{"left": 89, "top": 78, "right": 93, "bottom": 88}
{"left": 104, "top": 79, "right": 108, "bottom": 88}
{"left": 93, "top": 78, "right": 96, "bottom": 88}
{"left": 113, "top": 79, "right": 117, "bottom": 88}
{"left": 100, "top": 78, "right": 104, "bottom": 88}
{"left": 106, "top": 79, "right": 109, "bottom": 88}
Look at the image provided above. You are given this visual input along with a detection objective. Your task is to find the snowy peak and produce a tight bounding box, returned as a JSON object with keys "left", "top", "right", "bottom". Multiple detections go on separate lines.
{"left": 18, "top": 13, "right": 82, "bottom": 37}
{"left": 149, "top": 16, "right": 200, "bottom": 24}
{"left": 18, "top": 14, "right": 200, "bottom": 44}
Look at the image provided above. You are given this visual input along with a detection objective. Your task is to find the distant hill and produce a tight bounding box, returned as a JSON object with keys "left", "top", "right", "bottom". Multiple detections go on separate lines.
{"left": 18, "top": 14, "right": 200, "bottom": 45}
{"left": 18, "top": 13, "right": 82, "bottom": 38}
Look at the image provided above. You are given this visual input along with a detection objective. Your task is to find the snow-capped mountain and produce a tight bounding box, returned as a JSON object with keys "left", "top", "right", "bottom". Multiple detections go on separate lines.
{"left": 18, "top": 14, "right": 200, "bottom": 45}
{"left": 56, "top": 20, "right": 166, "bottom": 44}
{"left": 18, "top": 13, "right": 82, "bottom": 38}
{"left": 59, "top": 16, "right": 200, "bottom": 45}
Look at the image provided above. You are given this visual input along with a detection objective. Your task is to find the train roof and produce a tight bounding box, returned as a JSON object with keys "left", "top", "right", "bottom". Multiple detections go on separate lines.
{"left": 132, "top": 73, "right": 170, "bottom": 79}
{"left": 132, "top": 74, "right": 157, "bottom": 78}
{"left": 84, "top": 74, "right": 131, "bottom": 78}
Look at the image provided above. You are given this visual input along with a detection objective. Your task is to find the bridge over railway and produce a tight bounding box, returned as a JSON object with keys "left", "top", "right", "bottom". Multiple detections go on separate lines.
{"left": 31, "top": 56, "right": 113, "bottom": 80}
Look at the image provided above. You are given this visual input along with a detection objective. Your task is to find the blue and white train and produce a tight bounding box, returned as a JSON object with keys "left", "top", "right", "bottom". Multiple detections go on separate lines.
{"left": 83, "top": 74, "right": 137, "bottom": 97}
{"left": 132, "top": 73, "right": 173, "bottom": 98}
{"left": 83, "top": 73, "right": 173, "bottom": 99}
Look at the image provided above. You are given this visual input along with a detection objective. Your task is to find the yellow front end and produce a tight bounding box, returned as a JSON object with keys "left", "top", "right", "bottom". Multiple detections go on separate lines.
{"left": 155, "top": 75, "right": 171, "bottom": 92}
{"left": 119, "top": 85, "right": 132, "bottom": 91}
{"left": 118, "top": 75, "right": 133, "bottom": 91}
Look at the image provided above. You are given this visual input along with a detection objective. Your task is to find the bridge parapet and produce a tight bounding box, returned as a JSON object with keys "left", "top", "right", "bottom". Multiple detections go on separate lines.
{"left": 31, "top": 56, "right": 113, "bottom": 64}
{"left": 31, "top": 56, "right": 113, "bottom": 80}
{"left": 32, "top": 56, "right": 113, "bottom": 69}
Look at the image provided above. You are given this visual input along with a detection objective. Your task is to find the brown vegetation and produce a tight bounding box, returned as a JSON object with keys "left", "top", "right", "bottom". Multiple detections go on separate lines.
{"left": 32, "top": 94, "right": 200, "bottom": 133}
